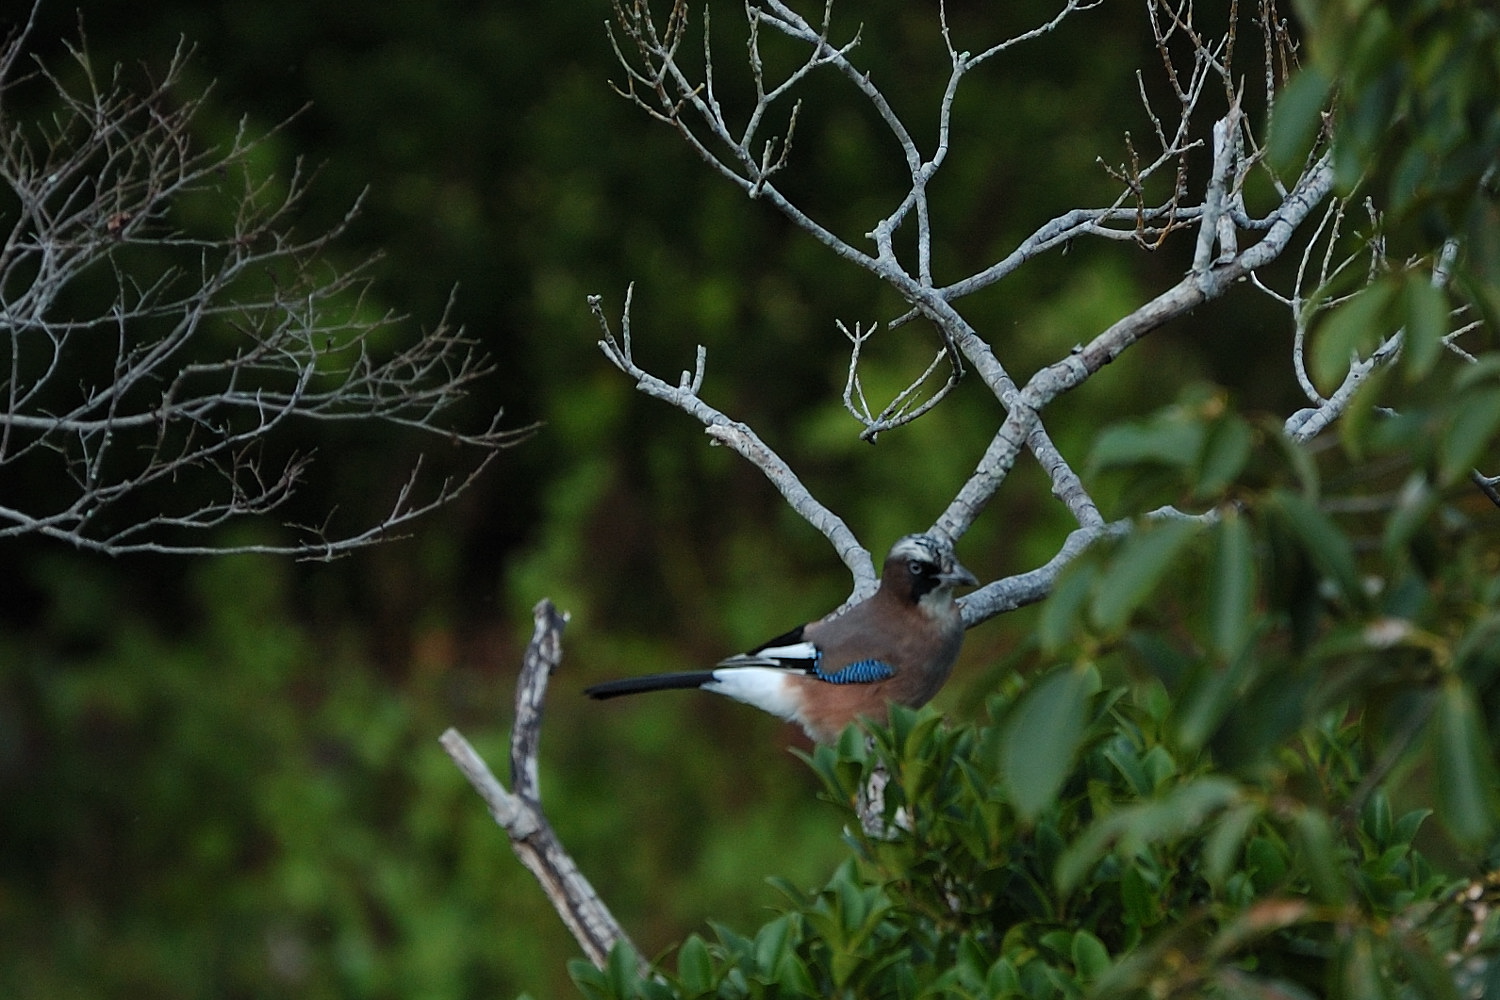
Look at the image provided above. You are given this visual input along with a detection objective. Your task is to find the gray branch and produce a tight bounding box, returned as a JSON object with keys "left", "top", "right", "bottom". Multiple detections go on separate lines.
{"left": 590, "top": 285, "right": 878, "bottom": 595}
{"left": 600, "top": 0, "right": 1344, "bottom": 620}
{"left": 440, "top": 601, "right": 643, "bottom": 973}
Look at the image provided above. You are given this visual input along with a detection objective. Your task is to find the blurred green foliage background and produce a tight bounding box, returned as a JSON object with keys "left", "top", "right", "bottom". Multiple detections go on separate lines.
{"left": 0, "top": 0, "right": 1448, "bottom": 997}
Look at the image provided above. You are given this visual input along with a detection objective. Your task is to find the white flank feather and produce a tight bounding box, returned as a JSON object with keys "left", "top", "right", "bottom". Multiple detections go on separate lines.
{"left": 704, "top": 666, "right": 803, "bottom": 723}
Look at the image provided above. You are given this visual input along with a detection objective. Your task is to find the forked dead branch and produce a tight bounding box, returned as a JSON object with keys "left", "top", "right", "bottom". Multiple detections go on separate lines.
{"left": 440, "top": 602, "right": 645, "bottom": 975}
{"left": 595, "top": 0, "right": 1375, "bottom": 618}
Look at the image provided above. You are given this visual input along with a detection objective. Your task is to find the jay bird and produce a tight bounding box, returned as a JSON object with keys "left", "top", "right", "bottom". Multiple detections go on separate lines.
{"left": 585, "top": 534, "right": 977, "bottom": 743}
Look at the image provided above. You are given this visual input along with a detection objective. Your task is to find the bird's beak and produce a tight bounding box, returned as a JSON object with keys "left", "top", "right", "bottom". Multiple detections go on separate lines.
{"left": 941, "top": 562, "right": 978, "bottom": 588}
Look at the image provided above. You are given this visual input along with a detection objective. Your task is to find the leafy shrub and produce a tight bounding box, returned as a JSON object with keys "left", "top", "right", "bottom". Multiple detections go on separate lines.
{"left": 568, "top": 389, "right": 1500, "bottom": 1000}
{"left": 571, "top": 687, "right": 1487, "bottom": 999}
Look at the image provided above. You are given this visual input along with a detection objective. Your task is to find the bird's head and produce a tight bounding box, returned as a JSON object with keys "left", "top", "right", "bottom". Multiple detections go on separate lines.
{"left": 883, "top": 533, "right": 978, "bottom": 610}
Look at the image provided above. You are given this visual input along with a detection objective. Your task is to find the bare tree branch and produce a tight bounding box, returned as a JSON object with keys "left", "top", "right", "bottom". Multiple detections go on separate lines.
{"left": 441, "top": 601, "right": 644, "bottom": 974}
{"left": 0, "top": 15, "right": 528, "bottom": 559}
{"left": 838, "top": 320, "right": 961, "bottom": 441}
{"left": 590, "top": 284, "right": 878, "bottom": 595}
{"left": 595, "top": 0, "right": 1442, "bottom": 638}
{"left": 598, "top": 1, "right": 1347, "bottom": 612}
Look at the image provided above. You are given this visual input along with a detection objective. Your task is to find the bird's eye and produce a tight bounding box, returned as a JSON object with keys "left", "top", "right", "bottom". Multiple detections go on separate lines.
{"left": 910, "top": 559, "right": 933, "bottom": 577}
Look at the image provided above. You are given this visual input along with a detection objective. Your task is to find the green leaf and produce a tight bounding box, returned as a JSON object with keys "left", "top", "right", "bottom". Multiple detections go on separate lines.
{"left": 773, "top": 949, "right": 817, "bottom": 996}
{"left": 1090, "top": 519, "right": 1203, "bottom": 634}
{"left": 1174, "top": 653, "right": 1251, "bottom": 757}
{"left": 1055, "top": 777, "right": 1240, "bottom": 895}
{"left": 1393, "top": 808, "right": 1433, "bottom": 847}
{"left": 1401, "top": 271, "right": 1449, "bottom": 380}
{"left": 1338, "top": 362, "right": 1392, "bottom": 461}
{"left": 1102, "top": 737, "right": 1152, "bottom": 797}
{"left": 986, "top": 958, "right": 1021, "bottom": 996}
{"left": 1001, "top": 663, "right": 1100, "bottom": 821}
{"left": 1247, "top": 834, "right": 1289, "bottom": 893}
{"left": 1268, "top": 490, "right": 1365, "bottom": 608}
{"left": 1292, "top": 807, "right": 1348, "bottom": 905}
{"left": 1089, "top": 417, "right": 1205, "bottom": 473}
{"left": 1203, "top": 800, "right": 1262, "bottom": 889}
{"left": 677, "top": 935, "right": 713, "bottom": 995}
{"left": 1194, "top": 414, "right": 1253, "bottom": 498}
{"left": 1140, "top": 744, "right": 1179, "bottom": 792}
{"left": 1361, "top": 789, "right": 1393, "bottom": 846}
{"left": 1310, "top": 280, "right": 1401, "bottom": 392}
{"left": 952, "top": 937, "right": 987, "bottom": 992}
{"left": 1337, "top": 927, "right": 1394, "bottom": 1000}
{"left": 1382, "top": 472, "right": 1440, "bottom": 557}
{"left": 1268, "top": 66, "right": 1331, "bottom": 171}
{"left": 1039, "top": 561, "right": 1097, "bottom": 652}
{"left": 1208, "top": 510, "right": 1256, "bottom": 659}
{"left": 1119, "top": 864, "right": 1160, "bottom": 928}
{"left": 1071, "top": 930, "right": 1111, "bottom": 981}
{"left": 1438, "top": 387, "right": 1500, "bottom": 486}
{"left": 1399, "top": 938, "right": 1466, "bottom": 1000}
{"left": 1217, "top": 668, "right": 1318, "bottom": 767}
{"left": 1432, "top": 678, "right": 1500, "bottom": 846}
{"left": 569, "top": 958, "right": 610, "bottom": 1000}
{"left": 1453, "top": 354, "right": 1500, "bottom": 393}
{"left": 601, "top": 941, "right": 645, "bottom": 999}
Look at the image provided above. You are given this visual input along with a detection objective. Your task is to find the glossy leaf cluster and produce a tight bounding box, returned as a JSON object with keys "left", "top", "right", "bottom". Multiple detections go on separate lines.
{"left": 570, "top": 378, "right": 1500, "bottom": 998}
{"left": 570, "top": 686, "right": 1478, "bottom": 999}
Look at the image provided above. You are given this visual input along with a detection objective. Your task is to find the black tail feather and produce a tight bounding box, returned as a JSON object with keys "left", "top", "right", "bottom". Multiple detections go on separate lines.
{"left": 584, "top": 671, "right": 718, "bottom": 699}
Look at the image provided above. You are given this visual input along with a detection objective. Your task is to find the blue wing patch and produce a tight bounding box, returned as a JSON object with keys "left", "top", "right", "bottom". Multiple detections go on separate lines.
{"left": 814, "top": 658, "right": 895, "bottom": 685}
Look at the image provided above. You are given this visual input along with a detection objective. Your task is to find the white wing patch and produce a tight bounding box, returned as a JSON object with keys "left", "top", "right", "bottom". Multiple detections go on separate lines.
{"left": 717, "top": 639, "right": 821, "bottom": 670}
{"left": 753, "top": 640, "right": 820, "bottom": 664}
